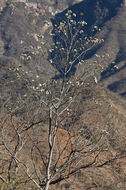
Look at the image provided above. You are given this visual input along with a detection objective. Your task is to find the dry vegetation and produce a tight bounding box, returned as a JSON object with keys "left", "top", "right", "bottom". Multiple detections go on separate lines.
{"left": 0, "top": 0, "right": 126, "bottom": 189}
{"left": 0, "top": 84, "right": 126, "bottom": 189}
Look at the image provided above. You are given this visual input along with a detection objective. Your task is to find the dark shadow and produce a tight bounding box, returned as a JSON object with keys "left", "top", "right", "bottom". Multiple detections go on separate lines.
{"left": 120, "top": 91, "right": 126, "bottom": 97}
{"left": 100, "top": 4, "right": 126, "bottom": 96}
{"left": 100, "top": 62, "right": 126, "bottom": 80}
{"left": 53, "top": 0, "right": 122, "bottom": 28}
{"left": 100, "top": 31, "right": 126, "bottom": 96}
{"left": 49, "top": 0, "right": 123, "bottom": 78}
{"left": 83, "top": 125, "right": 93, "bottom": 140}
{"left": 107, "top": 78, "right": 126, "bottom": 92}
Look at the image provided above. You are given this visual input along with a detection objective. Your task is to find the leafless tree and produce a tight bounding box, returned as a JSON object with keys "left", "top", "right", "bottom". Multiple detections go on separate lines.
{"left": 0, "top": 9, "right": 126, "bottom": 190}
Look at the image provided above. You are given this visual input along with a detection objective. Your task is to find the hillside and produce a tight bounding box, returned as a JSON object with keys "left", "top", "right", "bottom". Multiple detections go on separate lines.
{"left": 0, "top": 0, "right": 125, "bottom": 98}
{"left": 0, "top": 0, "right": 126, "bottom": 189}
{"left": 0, "top": 85, "right": 126, "bottom": 190}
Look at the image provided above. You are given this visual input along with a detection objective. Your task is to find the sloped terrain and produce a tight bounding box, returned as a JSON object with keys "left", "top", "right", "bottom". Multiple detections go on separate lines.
{"left": 0, "top": 85, "right": 126, "bottom": 190}
{"left": 99, "top": 6, "right": 126, "bottom": 98}
{"left": 0, "top": 0, "right": 125, "bottom": 114}
{"left": 0, "top": 0, "right": 126, "bottom": 189}
{"left": 0, "top": 0, "right": 125, "bottom": 86}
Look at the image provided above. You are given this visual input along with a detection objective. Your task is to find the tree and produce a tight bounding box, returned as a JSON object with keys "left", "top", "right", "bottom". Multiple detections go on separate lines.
{"left": 1, "top": 9, "right": 125, "bottom": 190}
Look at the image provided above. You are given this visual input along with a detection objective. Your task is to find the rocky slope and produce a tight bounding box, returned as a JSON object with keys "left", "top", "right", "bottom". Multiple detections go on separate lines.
{"left": 0, "top": 0, "right": 125, "bottom": 99}
{"left": 0, "top": 85, "right": 126, "bottom": 190}
{"left": 0, "top": 0, "right": 126, "bottom": 189}
{"left": 99, "top": 6, "right": 126, "bottom": 98}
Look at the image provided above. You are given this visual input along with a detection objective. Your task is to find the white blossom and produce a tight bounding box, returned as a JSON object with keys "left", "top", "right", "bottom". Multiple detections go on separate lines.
{"left": 49, "top": 59, "right": 53, "bottom": 63}
{"left": 80, "top": 30, "right": 84, "bottom": 34}
{"left": 114, "top": 65, "right": 118, "bottom": 69}
{"left": 73, "top": 13, "right": 76, "bottom": 17}
{"left": 94, "top": 76, "right": 98, "bottom": 84}
{"left": 46, "top": 91, "right": 49, "bottom": 95}
{"left": 67, "top": 10, "right": 72, "bottom": 13}
{"left": 81, "top": 21, "right": 87, "bottom": 26}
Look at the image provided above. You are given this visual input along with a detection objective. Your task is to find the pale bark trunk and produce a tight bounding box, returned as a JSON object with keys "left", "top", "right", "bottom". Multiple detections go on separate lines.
{"left": 44, "top": 107, "right": 58, "bottom": 190}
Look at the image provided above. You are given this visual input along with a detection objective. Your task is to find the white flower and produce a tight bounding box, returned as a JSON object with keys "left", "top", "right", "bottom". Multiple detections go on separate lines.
{"left": 32, "top": 86, "right": 35, "bottom": 90}
{"left": 41, "top": 41, "right": 45, "bottom": 45}
{"left": 73, "top": 13, "right": 76, "bottom": 17}
{"left": 102, "top": 130, "right": 109, "bottom": 134}
{"left": 69, "top": 97, "right": 72, "bottom": 101}
{"left": 95, "top": 54, "right": 100, "bottom": 57}
{"left": 49, "top": 59, "right": 53, "bottom": 63}
{"left": 76, "top": 81, "right": 80, "bottom": 85}
{"left": 67, "top": 10, "right": 72, "bottom": 13}
{"left": 114, "top": 65, "right": 118, "bottom": 69}
{"left": 20, "top": 40, "right": 23, "bottom": 44}
{"left": 74, "top": 49, "right": 77, "bottom": 52}
{"left": 81, "top": 21, "right": 87, "bottom": 26}
{"left": 94, "top": 25, "right": 98, "bottom": 29}
{"left": 43, "top": 83, "right": 46, "bottom": 86}
{"left": 80, "top": 30, "right": 84, "bottom": 34}
{"left": 37, "top": 46, "right": 41, "bottom": 50}
{"left": 67, "top": 15, "right": 71, "bottom": 19}
{"left": 40, "top": 89, "right": 44, "bottom": 92}
{"left": 56, "top": 41, "right": 60, "bottom": 44}
{"left": 46, "top": 91, "right": 49, "bottom": 95}
{"left": 94, "top": 76, "right": 98, "bottom": 84}
{"left": 50, "top": 32, "right": 54, "bottom": 36}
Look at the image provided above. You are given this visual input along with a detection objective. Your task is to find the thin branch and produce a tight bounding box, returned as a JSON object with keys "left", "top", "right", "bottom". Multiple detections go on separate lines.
{"left": 41, "top": 154, "right": 98, "bottom": 187}
{"left": 0, "top": 175, "right": 8, "bottom": 184}
{"left": 96, "top": 154, "right": 126, "bottom": 168}
{"left": 22, "top": 119, "right": 45, "bottom": 132}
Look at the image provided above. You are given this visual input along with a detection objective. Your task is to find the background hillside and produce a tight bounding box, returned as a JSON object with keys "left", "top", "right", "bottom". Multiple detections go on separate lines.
{"left": 0, "top": 0, "right": 125, "bottom": 98}
{"left": 0, "top": 0, "right": 126, "bottom": 189}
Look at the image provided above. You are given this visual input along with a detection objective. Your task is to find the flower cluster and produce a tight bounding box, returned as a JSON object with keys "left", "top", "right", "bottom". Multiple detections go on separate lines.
{"left": 48, "top": 8, "right": 104, "bottom": 75}
{"left": 78, "top": 20, "right": 87, "bottom": 26}
{"left": 20, "top": 54, "right": 31, "bottom": 61}
{"left": 91, "top": 38, "right": 104, "bottom": 44}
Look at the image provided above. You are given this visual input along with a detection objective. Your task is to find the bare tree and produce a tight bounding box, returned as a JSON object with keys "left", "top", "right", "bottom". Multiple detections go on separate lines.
{"left": 1, "top": 9, "right": 126, "bottom": 190}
